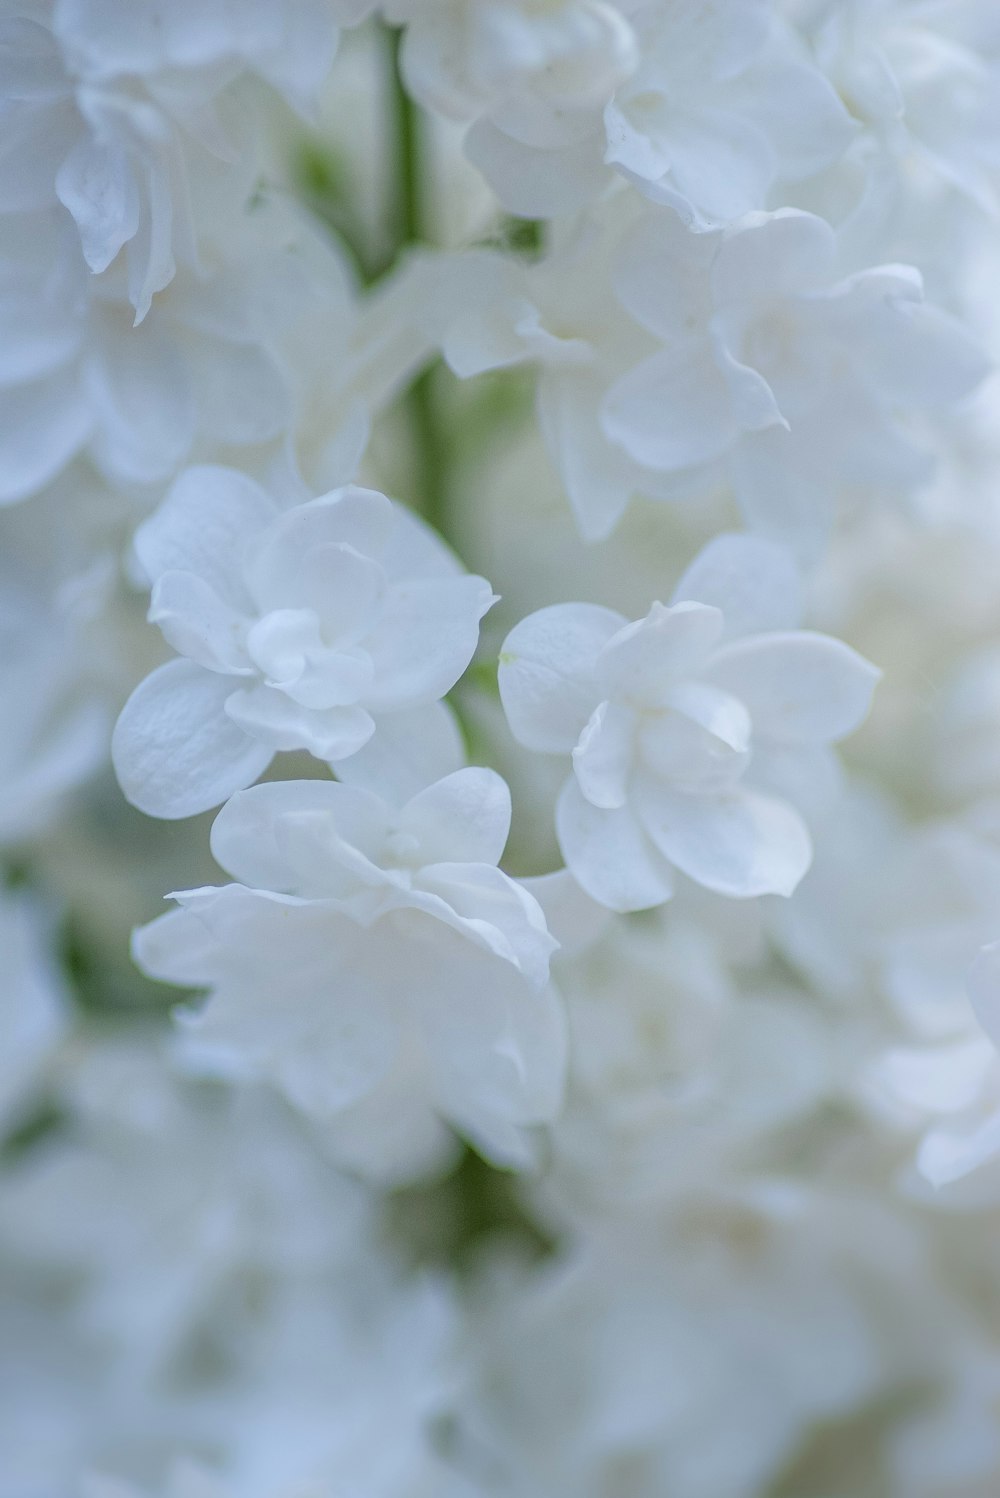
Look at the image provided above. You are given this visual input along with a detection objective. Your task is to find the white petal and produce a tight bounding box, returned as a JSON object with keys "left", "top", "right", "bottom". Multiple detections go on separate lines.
{"left": 520, "top": 868, "right": 611, "bottom": 955}
{"left": 131, "top": 905, "right": 221, "bottom": 988}
{"left": 86, "top": 319, "right": 195, "bottom": 485}
{"left": 655, "top": 106, "right": 774, "bottom": 226}
{"left": 186, "top": 332, "right": 289, "bottom": 445}
{"left": 704, "top": 631, "right": 880, "bottom": 745}
{"left": 538, "top": 367, "right": 636, "bottom": 540}
{"left": 381, "top": 497, "right": 464, "bottom": 580}
{"left": 741, "top": 56, "right": 857, "bottom": 181}
{"left": 331, "top": 700, "right": 466, "bottom": 805}
{"left": 209, "top": 778, "right": 389, "bottom": 892}
{"left": 401, "top": 920, "right": 565, "bottom": 1127}
{"left": 112, "top": 660, "right": 273, "bottom": 819}
{"left": 416, "top": 862, "right": 557, "bottom": 988}
{"left": 499, "top": 601, "right": 624, "bottom": 753}
{"left": 245, "top": 490, "right": 394, "bottom": 603}
{"left": 671, "top": 531, "right": 802, "bottom": 636}
{"left": 572, "top": 700, "right": 635, "bottom": 809}
{"left": 596, "top": 601, "right": 724, "bottom": 706}
{"left": 149, "top": 570, "right": 251, "bottom": 673}
{"left": 968, "top": 942, "right": 1000, "bottom": 1053}
{"left": 712, "top": 209, "right": 837, "bottom": 307}
{"left": 638, "top": 682, "right": 751, "bottom": 791}
{"left": 398, "top": 767, "right": 511, "bottom": 867}
{"left": 249, "top": 542, "right": 385, "bottom": 644}
{"left": 55, "top": 134, "right": 140, "bottom": 275}
{"left": 555, "top": 775, "right": 674, "bottom": 912}
{"left": 635, "top": 778, "right": 812, "bottom": 898}
{"left": 170, "top": 892, "right": 399, "bottom": 1115}
{"left": 0, "top": 366, "right": 91, "bottom": 504}
{"left": 134, "top": 465, "right": 277, "bottom": 604}
{"left": 224, "top": 684, "right": 375, "bottom": 761}
{"left": 465, "top": 118, "right": 605, "bottom": 218}
{"left": 610, "top": 202, "right": 715, "bottom": 340}
{"left": 840, "top": 272, "right": 989, "bottom": 408}
{"left": 602, "top": 341, "right": 739, "bottom": 471}
{"left": 361, "top": 575, "right": 496, "bottom": 711}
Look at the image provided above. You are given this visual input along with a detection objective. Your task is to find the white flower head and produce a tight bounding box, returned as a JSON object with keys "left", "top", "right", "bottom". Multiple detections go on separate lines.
{"left": 133, "top": 771, "right": 565, "bottom": 1169}
{"left": 112, "top": 468, "right": 496, "bottom": 819}
{"left": 0, "top": 0, "right": 343, "bottom": 318}
{"left": 604, "top": 206, "right": 990, "bottom": 553}
{"left": 498, "top": 533, "right": 880, "bottom": 911}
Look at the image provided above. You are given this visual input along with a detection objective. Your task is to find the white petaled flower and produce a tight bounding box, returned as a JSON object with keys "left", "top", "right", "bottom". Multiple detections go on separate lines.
{"left": 386, "top": 0, "right": 636, "bottom": 219}
{"left": 0, "top": 207, "right": 305, "bottom": 506}
{"left": 133, "top": 771, "right": 565, "bottom": 1168}
{"left": 112, "top": 468, "right": 495, "bottom": 819}
{"left": 455, "top": 0, "right": 852, "bottom": 221}
{"left": 0, "top": 0, "right": 342, "bottom": 318}
{"left": 805, "top": 0, "right": 1000, "bottom": 214}
{"left": 498, "top": 533, "right": 880, "bottom": 912}
{"left": 604, "top": 205, "right": 990, "bottom": 553}
{"left": 604, "top": 0, "right": 856, "bottom": 228}
{"left": 390, "top": 0, "right": 636, "bottom": 123}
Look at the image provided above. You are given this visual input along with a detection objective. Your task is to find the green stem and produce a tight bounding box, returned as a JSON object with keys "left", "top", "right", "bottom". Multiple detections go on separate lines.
{"left": 386, "top": 26, "right": 449, "bottom": 536}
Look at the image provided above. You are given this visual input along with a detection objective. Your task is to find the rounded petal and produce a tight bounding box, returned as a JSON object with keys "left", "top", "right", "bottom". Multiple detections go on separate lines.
{"left": 398, "top": 767, "right": 512, "bottom": 867}
{"left": 602, "top": 342, "right": 739, "bottom": 472}
{"left": 704, "top": 631, "right": 880, "bottom": 745}
{"left": 555, "top": 775, "right": 674, "bottom": 913}
{"left": 499, "top": 602, "right": 625, "bottom": 753}
{"left": 635, "top": 777, "right": 812, "bottom": 898}
{"left": 224, "top": 683, "right": 375, "bottom": 761}
{"left": 596, "top": 601, "right": 724, "bottom": 706}
{"left": 654, "top": 106, "right": 775, "bottom": 226}
{"left": 712, "top": 209, "right": 837, "bottom": 307}
{"left": 0, "top": 367, "right": 91, "bottom": 504}
{"left": 639, "top": 682, "right": 751, "bottom": 791}
{"left": 112, "top": 659, "right": 273, "bottom": 819}
{"left": 86, "top": 320, "right": 195, "bottom": 485}
{"left": 209, "top": 778, "right": 389, "bottom": 893}
{"left": 331, "top": 700, "right": 466, "bottom": 806}
{"left": 148, "top": 569, "right": 251, "bottom": 673}
{"left": 244, "top": 489, "right": 394, "bottom": 608}
{"left": 55, "top": 134, "right": 140, "bottom": 276}
{"left": 671, "top": 531, "right": 802, "bottom": 636}
{"left": 134, "top": 465, "right": 278, "bottom": 605}
{"left": 381, "top": 499, "right": 464, "bottom": 580}
{"left": 361, "top": 575, "right": 496, "bottom": 711}
{"left": 572, "top": 700, "right": 635, "bottom": 809}
{"left": 248, "top": 541, "right": 385, "bottom": 643}
{"left": 416, "top": 862, "right": 557, "bottom": 988}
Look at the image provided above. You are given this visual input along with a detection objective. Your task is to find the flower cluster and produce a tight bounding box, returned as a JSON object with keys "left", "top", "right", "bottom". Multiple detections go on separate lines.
{"left": 6, "top": 2, "right": 1000, "bottom": 1495}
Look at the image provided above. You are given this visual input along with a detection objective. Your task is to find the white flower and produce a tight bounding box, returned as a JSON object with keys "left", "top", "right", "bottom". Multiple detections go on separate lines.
{"left": 0, "top": 192, "right": 395, "bottom": 509}
{"left": 133, "top": 771, "right": 565, "bottom": 1169}
{"left": 604, "top": 205, "right": 989, "bottom": 553}
{"left": 0, "top": 0, "right": 342, "bottom": 318}
{"left": 390, "top": 0, "right": 636, "bottom": 124}
{"left": 0, "top": 1039, "right": 375, "bottom": 1373}
{"left": 459, "top": 0, "right": 853, "bottom": 221}
{"left": 498, "top": 533, "right": 879, "bottom": 911}
{"left": 112, "top": 470, "right": 495, "bottom": 819}
{"left": 425, "top": 203, "right": 681, "bottom": 540}
{"left": 805, "top": 0, "right": 1000, "bottom": 215}
{"left": 604, "top": 0, "right": 856, "bottom": 227}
